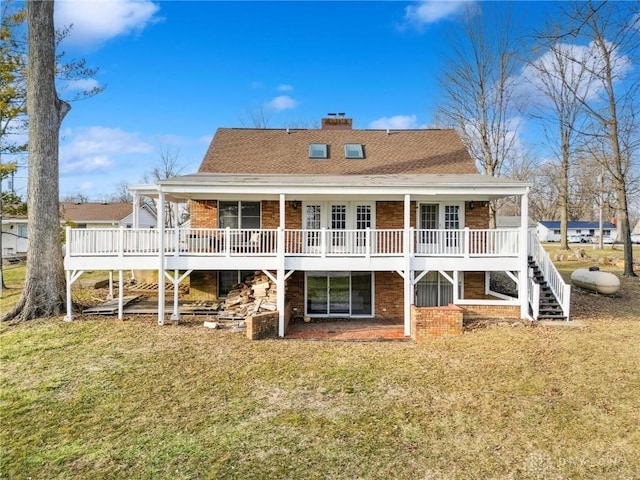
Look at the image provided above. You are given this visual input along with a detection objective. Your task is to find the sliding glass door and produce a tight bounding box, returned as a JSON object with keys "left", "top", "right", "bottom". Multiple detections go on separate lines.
{"left": 306, "top": 272, "right": 373, "bottom": 317}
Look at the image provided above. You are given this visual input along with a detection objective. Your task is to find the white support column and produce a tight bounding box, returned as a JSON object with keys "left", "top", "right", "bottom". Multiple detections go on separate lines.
{"left": 64, "top": 270, "right": 84, "bottom": 322}
{"left": 277, "top": 194, "right": 286, "bottom": 337}
{"left": 107, "top": 271, "right": 114, "bottom": 300}
{"left": 519, "top": 188, "right": 530, "bottom": 319}
{"left": 171, "top": 269, "right": 180, "bottom": 323}
{"left": 453, "top": 271, "right": 460, "bottom": 303}
{"left": 64, "top": 270, "right": 73, "bottom": 322}
{"left": 403, "top": 194, "right": 412, "bottom": 336}
{"left": 174, "top": 204, "right": 180, "bottom": 258}
{"left": 132, "top": 193, "right": 139, "bottom": 228}
{"left": 158, "top": 190, "right": 166, "bottom": 325}
{"left": 277, "top": 225, "right": 286, "bottom": 337}
{"left": 118, "top": 270, "right": 124, "bottom": 320}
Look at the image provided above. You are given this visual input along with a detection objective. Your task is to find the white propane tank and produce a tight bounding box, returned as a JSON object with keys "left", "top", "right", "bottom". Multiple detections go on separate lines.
{"left": 571, "top": 267, "right": 620, "bottom": 295}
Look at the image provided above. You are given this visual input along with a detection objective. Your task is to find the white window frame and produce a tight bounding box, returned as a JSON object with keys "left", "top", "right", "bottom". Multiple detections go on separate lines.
{"left": 304, "top": 271, "right": 375, "bottom": 318}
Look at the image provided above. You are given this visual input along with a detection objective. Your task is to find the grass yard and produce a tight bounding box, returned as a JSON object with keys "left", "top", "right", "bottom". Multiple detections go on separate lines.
{"left": 0, "top": 264, "right": 26, "bottom": 315}
{"left": 1, "top": 250, "right": 639, "bottom": 479}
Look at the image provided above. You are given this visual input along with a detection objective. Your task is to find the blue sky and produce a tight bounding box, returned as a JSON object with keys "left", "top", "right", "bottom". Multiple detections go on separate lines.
{"left": 0, "top": 1, "right": 592, "bottom": 199}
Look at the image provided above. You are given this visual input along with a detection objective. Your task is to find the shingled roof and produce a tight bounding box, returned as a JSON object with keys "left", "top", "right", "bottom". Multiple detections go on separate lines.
{"left": 60, "top": 202, "right": 133, "bottom": 223}
{"left": 198, "top": 128, "right": 478, "bottom": 175}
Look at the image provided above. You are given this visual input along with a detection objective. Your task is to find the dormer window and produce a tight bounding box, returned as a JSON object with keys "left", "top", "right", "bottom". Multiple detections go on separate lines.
{"left": 344, "top": 143, "right": 364, "bottom": 159}
{"left": 309, "top": 143, "right": 328, "bottom": 159}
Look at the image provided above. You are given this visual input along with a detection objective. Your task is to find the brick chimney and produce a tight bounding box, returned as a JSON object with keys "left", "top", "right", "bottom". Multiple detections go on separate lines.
{"left": 321, "top": 112, "right": 352, "bottom": 130}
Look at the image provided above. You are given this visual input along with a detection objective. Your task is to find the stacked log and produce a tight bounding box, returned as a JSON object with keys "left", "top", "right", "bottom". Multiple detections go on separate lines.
{"left": 221, "top": 271, "right": 278, "bottom": 318}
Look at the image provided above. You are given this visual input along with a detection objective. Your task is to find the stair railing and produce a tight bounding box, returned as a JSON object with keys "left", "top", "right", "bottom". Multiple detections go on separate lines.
{"left": 528, "top": 232, "right": 571, "bottom": 320}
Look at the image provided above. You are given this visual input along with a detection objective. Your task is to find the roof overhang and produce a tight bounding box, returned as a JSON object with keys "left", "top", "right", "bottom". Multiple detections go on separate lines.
{"left": 132, "top": 173, "right": 530, "bottom": 203}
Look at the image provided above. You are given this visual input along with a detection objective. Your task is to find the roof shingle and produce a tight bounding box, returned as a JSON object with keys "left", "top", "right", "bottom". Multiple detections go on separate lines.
{"left": 198, "top": 128, "right": 478, "bottom": 175}
{"left": 60, "top": 202, "right": 133, "bottom": 223}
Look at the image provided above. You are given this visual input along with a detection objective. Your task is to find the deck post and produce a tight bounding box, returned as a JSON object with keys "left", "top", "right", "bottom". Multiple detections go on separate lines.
{"left": 519, "top": 188, "right": 530, "bottom": 319}
{"left": 403, "top": 194, "right": 412, "bottom": 336}
{"left": 118, "top": 270, "right": 124, "bottom": 320}
{"left": 277, "top": 194, "right": 286, "bottom": 337}
{"left": 107, "top": 270, "right": 114, "bottom": 300}
{"left": 64, "top": 269, "right": 73, "bottom": 322}
{"left": 171, "top": 270, "right": 180, "bottom": 323}
{"left": 158, "top": 191, "right": 165, "bottom": 325}
{"left": 132, "top": 193, "right": 139, "bottom": 228}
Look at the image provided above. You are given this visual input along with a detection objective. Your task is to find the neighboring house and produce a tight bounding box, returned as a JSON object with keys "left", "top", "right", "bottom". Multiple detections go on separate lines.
{"left": 497, "top": 216, "right": 536, "bottom": 232}
{"left": 64, "top": 115, "right": 570, "bottom": 337}
{"left": 1, "top": 215, "right": 28, "bottom": 258}
{"left": 632, "top": 221, "right": 640, "bottom": 244}
{"left": 60, "top": 202, "right": 156, "bottom": 229}
{"left": 537, "top": 220, "right": 616, "bottom": 243}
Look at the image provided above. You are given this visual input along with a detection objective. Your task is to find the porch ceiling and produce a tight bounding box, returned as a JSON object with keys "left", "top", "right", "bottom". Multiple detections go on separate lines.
{"left": 132, "top": 173, "right": 530, "bottom": 202}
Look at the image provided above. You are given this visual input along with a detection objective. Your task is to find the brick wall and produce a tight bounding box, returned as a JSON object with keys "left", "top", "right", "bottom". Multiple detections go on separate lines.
{"left": 262, "top": 201, "right": 279, "bottom": 229}
{"left": 376, "top": 201, "right": 416, "bottom": 228}
{"left": 464, "top": 272, "right": 487, "bottom": 299}
{"left": 462, "top": 305, "right": 520, "bottom": 320}
{"left": 190, "top": 200, "right": 218, "bottom": 228}
{"left": 411, "top": 304, "right": 463, "bottom": 339}
{"left": 465, "top": 202, "right": 489, "bottom": 229}
{"left": 375, "top": 271, "right": 404, "bottom": 320}
{"left": 286, "top": 271, "right": 305, "bottom": 319}
{"left": 189, "top": 271, "right": 218, "bottom": 300}
{"left": 246, "top": 311, "right": 279, "bottom": 340}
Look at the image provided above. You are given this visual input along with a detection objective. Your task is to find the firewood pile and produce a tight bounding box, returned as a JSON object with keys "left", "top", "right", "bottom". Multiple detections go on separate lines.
{"left": 222, "top": 271, "right": 278, "bottom": 318}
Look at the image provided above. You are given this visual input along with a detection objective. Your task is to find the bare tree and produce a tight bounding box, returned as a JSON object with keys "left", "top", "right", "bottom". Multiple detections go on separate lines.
{"left": 3, "top": 0, "right": 69, "bottom": 321}
{"left": 437, "top": 6, "right": 523, "bottom": 227}
{"left": 108, "top": 181, "right": 133, "bottom": 203}
{"left": 143, "top": 145, "right": 186, "bottom": 227}
{"left": 551, "top": 1, "right": 638, "bottom": 276}
{"left": 525, "top": 38, "right": 592, "bottom": 249}
{"left": 61, "top": 192, "right": 89, "bottom": 203}
{"left": 239, "top": 105, "right": 271, "bottom": 129}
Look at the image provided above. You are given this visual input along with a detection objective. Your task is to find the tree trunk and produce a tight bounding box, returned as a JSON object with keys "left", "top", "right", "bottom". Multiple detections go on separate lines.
{"left": 2, "top": 0, "right": 70, "bottom": 322}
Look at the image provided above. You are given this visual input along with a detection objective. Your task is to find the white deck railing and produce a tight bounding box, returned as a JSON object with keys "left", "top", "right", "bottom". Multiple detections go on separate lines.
{"left": 528, "top": 233, "right": 571, "bottom": 320}
{"left": 66, "top": 227, "right": 520, "bottom": 258}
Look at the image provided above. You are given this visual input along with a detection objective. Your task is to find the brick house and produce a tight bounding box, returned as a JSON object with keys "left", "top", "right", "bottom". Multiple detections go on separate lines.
{"left": 64, "top": 115, "right": 570, "bottom": 338}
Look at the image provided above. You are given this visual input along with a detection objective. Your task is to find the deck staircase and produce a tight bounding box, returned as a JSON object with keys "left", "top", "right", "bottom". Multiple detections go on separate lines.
{"left": 528, "top": 256, "right": 566, "bottom": 320}
{"left": 528, "top": 233, "right": 571, "bottom": 321}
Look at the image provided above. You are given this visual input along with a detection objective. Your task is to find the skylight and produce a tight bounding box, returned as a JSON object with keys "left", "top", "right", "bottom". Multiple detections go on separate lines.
{"left": 344, "top": 143, "right": 364, "bottom": 159}
{"left": 309, "top": 143, "right": 328, "bottom": 159}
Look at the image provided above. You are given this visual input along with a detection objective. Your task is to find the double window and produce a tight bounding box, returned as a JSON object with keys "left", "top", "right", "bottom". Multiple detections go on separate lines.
{"left": 218, "top": 201, "right": 260, "bottom": 229}
{"left": 415, "top": 271, "right": 461, "bottom": 307}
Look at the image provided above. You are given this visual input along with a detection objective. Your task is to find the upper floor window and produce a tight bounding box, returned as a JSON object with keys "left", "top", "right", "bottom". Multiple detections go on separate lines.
{"left": 219, "top": 201, "right": 260, "bottom": 229}
{"left": 309, "top": 143, "right": 328, "bottom": 159}
{"left": 344, "top": 143, "right": 364, "bottom": 159}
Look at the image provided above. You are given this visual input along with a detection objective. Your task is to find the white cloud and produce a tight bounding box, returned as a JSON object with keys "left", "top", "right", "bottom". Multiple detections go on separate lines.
{"left": 404, "top": 0, "right": 474, "bottom": 27}
{"left": 60, "top": 126, "right": 154, "bottom": 174}
{"left": 277, "top": 84, "right": 294, "bottom": 92}
{"left": 55, "top": 0, "right": 161, "bottom": 48}
{"left": 157, "top": 133, "right": 214, "bottom": 147}
{"left": 198, "top": 134, "right": 214, "bottom": 145}
{"left": 264, "top": 95, "right": 298, "bottom": 112}
{"left": 63, "top": 78, "right": 100, "bottom": 92}
{"left": 61, "top": 155, "right": 113, "bottom": 174}
{"left": 518, "top": 41, "right": 633, "bottom": 105}
{"left": 369, "top": 114, "right": 421, "bottom": 130}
